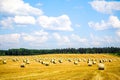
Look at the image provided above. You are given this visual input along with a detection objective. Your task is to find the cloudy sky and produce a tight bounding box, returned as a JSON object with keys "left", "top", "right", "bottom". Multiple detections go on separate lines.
{"left": 0, "top": 0, "right": 120, "bottom": 50}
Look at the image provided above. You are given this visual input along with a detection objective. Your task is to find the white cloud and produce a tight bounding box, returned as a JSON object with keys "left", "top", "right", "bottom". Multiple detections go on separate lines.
{"left": 14, "top": 16, "right": 36, "bottom": 25}
{"left": 0, "top": 17, "right": 13, "bottom": 29}
{"left": 109, "top": 16, "right": 120, "bottom": 28}
{"left": 116, "top": 30, "right": 120, "bottom": 37}
{"left": 89, "top": 34, "right": 120, "bottom": 47}
{"left": 0, "top": 0, "right": 43, "bottom": 16}
{"left": 88, "top": 15, "right": 120, "bottom": 30}
{"left": 90, "top": 0, "right": 120, "bottom": 14}
{"left": 71, "top": 34, "right": 87, "bottom": 43}
{"left": 53, "top": 33, "right": 70, "bottom": 46}
{"left": 22, "top": 30, "right": 49, "bottom": 44}
{"left": 37, "top": 15, "right": 73, "bottom": 31}
{"left": 88, "top": 20, "right": 110, "bottom": 30}
{"left": 0, "top": 33, "right": 20, "bottom": 43}
{"left": 0, "top": 33, "right": 21, "bottom": 49}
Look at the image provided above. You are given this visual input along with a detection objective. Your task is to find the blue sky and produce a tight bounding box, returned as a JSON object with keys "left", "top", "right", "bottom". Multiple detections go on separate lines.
{"left": 0, "top": 0, "right": 120, "bottom": 50}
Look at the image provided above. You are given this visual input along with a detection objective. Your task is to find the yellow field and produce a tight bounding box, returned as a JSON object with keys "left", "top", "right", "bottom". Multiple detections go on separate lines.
{"left": 0, "top": 54, "right": 120, "bottom": 80}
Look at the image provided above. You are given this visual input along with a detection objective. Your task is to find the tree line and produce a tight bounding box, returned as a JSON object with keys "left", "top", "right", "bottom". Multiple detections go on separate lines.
{"left": 0, "top": 47, "right": 120, "bottom": 56}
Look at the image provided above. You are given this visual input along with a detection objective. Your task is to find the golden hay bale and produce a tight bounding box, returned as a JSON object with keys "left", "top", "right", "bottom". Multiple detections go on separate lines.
{"left": 99, "top": 60, "right": 103, "bottom": 63}
{"left": 88, "top": 61, "right": 92, "bottom": 66}
{"left": 68, "top": 59, "right": 72, "bottom": 62}
{"left": 23, "top": 59, "right": 26, "bottom": 63}
{"left": 58, "top": 60, "right": 63, "bottom": 63}
{"left": 26, "top": 60, "right": 30, "bottom": 64}
{"left": 78, "top": 59, "right": 81, "bottom": 62}
{"left": 41, "top": 61, "right": 45, "bottom": 64}
{"left": 50, "top": 59, "right": 55, "bottom": 63}
{"left": 98, "top": 63, "right": 105, "bottom": 70}
{"left": 74, "top": 61, "right": 78, "bottom": 65}
{"left": 109, "top": 59, "right": 112, "bottom": 62}
{"left": 93, "top": 61, "right": 96, "bottom": 64}
{"left": 3, "top": 60, "right": 6, "bottom": 64}
{"left": 20, "top": 63, "right": 25, "bottom": 68}
{"left": 12, "top": 58, "right": 16, "bottom": 62}
{"left": 45, "top": 62, "right": 50, "bottom": 66}
{"left": 53, "top": 60, "right": 57, "bottom": 64}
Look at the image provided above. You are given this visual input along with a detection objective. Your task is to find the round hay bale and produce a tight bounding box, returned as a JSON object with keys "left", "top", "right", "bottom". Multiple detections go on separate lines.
{"left": 41, "top": 61, "right": 44, "bottom": 64}
{"left": 88, "top": 61, "right": 92, "bottom": 66}
{"left": 98, "top": 63, "right": 105, "bottom": 70}
{"left": 50, "top": 59, "right": 55, "bottom": 63}
{"left": 3, "top": 60, "right": 6, "bottom": 64}
{"left": 20, "top": 63, "right": 25, "bottom": 68}
{"left": 68, "top": 59, "right": 72, "bottom": 62}
{"left": 45, "top": 62, "right": 50, "bottom": 66}
{"left": 58, "top": 60, "right": 63, "bottom": 63}
{"left": 12, "top": 58, "right": 16, "bottom": 62}
{"left": 53, "top": 60, "right": 57, "bottom": 64}
{"left": 109, "top": 59, "right": 112, "bottom": 62}
{"left": 78, "top": 59, "right": 81, "bottom": 62}
{"left": 93, "top": 61, "right": 96, "bottom": 64}
{"left": 23, "top": 59, "right": 26, "bottom": 63}
{"left": 74, "top": 61, "right": 78, "bottom": 65}
{"left": 26, "top": 60, "right": 30, "bottom": 64}
{"left": 99, "top": 60, "right": 103, "bottom": 63}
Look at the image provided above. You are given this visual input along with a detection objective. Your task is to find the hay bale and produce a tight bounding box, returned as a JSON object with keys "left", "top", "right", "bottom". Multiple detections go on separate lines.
{"left": 78, "top": 59, "right": 81, "bottom": 62}
{"left": 68, "top": 59, "right": 72, "bottom": 62}
{"left": 93, "top": 61, "right": 96, "bottom": 64}
{"left": 98, "top": 63, "right": 105, "bottom": 70}
{"left": 99, "top": 60, "right": 103, "bottom": 63}
{"left": 23, "top": 59, "right": 26, "bottom": 63}
{"left": 50, "top": 59, "right": 55, "bottom": 63}
{"left": 12, "top": 58, "right": 16, "bottom": 62}
{"left": 45, "top": 62, "right": 50, "bottom": 66}
{"left": 53, "top": 60, "right": 57, "bottom": 64}
{"left": 41, "top": 61, "right": 45, "bottom": 64}
{"left": 74, "top": 61, "right": 78, "bottom": 65}
{"left": 88, "top": 61, "right": 92, "bottom": 66}
{"left": 3, "top": 60, "right": 6, "bottom": 64}
{"left": 20, "top": 63, "right": 25, "bottom": 68}
{"left": 26, "top": 60, "right": 30, "bottom": 64}
{"left": 109, "top": 59, "right": 112, "bottom": 62}
{"left": 58, "top": 60, "right": 63, "bottom": 63}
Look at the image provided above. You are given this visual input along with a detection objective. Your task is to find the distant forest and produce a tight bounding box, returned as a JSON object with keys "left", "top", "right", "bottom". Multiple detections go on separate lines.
{"left": 0, "top": 47, "right": 120, "bottom": 56}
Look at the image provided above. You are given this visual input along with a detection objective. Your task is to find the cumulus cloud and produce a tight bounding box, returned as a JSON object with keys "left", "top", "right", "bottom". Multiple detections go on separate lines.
{"left": 88, "top": 20, "right": 110, "bottom": 30}
{"left": 0, "top": 17, "right": 13, "bottom": 29}
{"left": 37, "top": 15, "right": 73, "bottom": 31}
{"left": 89, "top": 34, "right": 120, "bottom": 47}
{"left": 90, "top": 0, "right": 120, "bottom": 14}
{"left": 14, "top": 16, "right": 36, "bottom": 25}
{"left": 0, "top": 33, "right": 21, "bottom": 49}
{"left": 0, "top": 0, "right": 73, "bottom": 31}
{"left": 71, "top": 34, "right": 87, "bottom": 43}
{"left": 0, "top": 15, "right": 36, "bottom": 28}
{"left": 53, "top": 33, "right": 71, "bottom": 46}
{"left": 0, "top": 33, "right": 20, "bottom": 44}
{"left": 109, "top": 16, "right": 120, "bottom": 28}
{"left": 0, "top": 0, "right": 43, "bottom": 16}
{"left": 116, "top": 30, "right": 120, "bottom": 37}
{"left": 22, "top": 30, "right": 49, "bottom": 44}
{"left": 88, "top": 15, "right": 120, "bottom": 30}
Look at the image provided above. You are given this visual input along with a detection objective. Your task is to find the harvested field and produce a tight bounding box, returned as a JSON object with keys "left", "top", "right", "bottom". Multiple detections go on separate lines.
{"left": 0, "top": 54, "right": 120, "bottom": 80}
